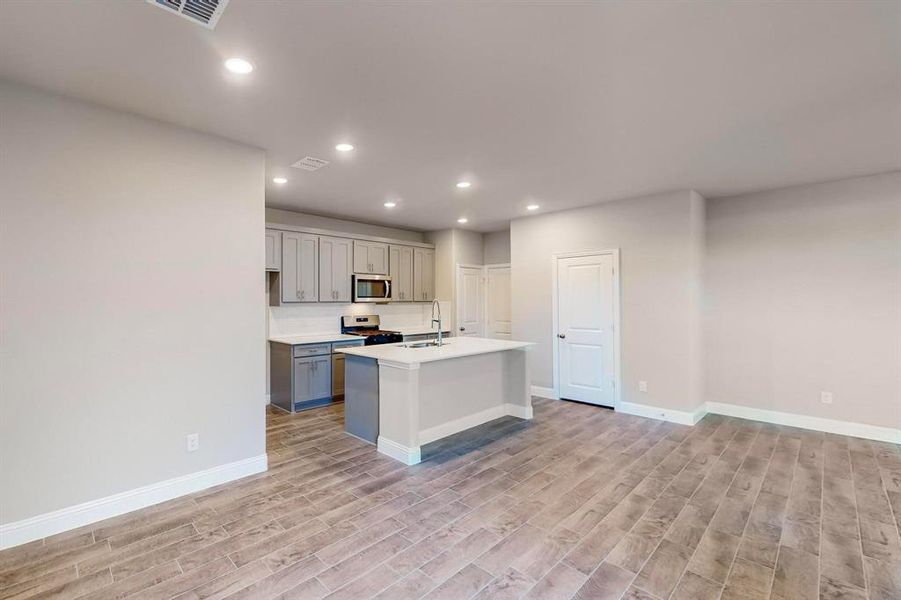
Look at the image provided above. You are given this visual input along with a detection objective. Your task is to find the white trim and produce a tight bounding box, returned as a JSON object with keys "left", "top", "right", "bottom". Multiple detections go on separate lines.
{"left": 377, "top": 436, "right": 421, "bottom": 465}
{"left": 265, "top": 393, "right": 271, "bottom": 405}
{"left": 421, "top": 402, "right": 534, "bottom": 442}
{"left": 551, "top": 248, "right": 622, "bottom": 410}
{"left": 530, "top": 385, "right": 558, "bottom": 400}
{"left": 619, "top": 401, "right": 706, "bottom": 426}
{"left": 706, "top": 402, "right": 901, "bottom": 444}
{"left": 0, "top": 454, "right": 268, "bottom": 550}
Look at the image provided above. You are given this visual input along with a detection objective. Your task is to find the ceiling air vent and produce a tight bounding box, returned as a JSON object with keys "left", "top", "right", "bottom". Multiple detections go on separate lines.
{"left": 291, "top": 157, "right": 331, "bottom": 172}
{"left": 147, "top": 0, "right": 231, "bottom": 29}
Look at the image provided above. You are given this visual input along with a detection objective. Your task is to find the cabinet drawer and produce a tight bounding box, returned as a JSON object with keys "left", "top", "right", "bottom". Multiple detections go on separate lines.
{"left": 292, "top": 344, "right": 331, "bottom": 357}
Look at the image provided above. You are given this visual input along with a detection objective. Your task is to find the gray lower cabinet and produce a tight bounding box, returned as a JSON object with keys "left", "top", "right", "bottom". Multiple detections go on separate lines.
{"left": 270, "top": 339, "right": 363, "bottom": 412}
{"left": 293, "top": 354, "right": 331, "bottom": 408}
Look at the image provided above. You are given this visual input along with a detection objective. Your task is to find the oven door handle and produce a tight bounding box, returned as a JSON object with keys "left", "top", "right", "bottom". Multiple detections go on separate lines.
{"left": 385, "top": 279, "right": 392, "bottom": 300}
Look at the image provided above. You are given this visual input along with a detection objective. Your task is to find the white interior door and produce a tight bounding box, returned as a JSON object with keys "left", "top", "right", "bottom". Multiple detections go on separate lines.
{"left": 485, "top": 266, "right": 511, "bottom": 339}
{"left": 456, "top": 266, "right": 484, "bottom": 337}
{"left": 556, "top": 253, "right": 616, "bottom": 406}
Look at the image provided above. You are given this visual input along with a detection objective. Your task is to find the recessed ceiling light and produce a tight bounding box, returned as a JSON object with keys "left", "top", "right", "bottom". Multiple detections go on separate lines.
{"left": 272, "top": 177, "right": 287, "bottom": 184}
{"left": 456, "top": 181, "right": 472, "bottom": 189}
{"left": 526, "top": 204, "right": 540, "bottom": 211}
{"left": 335, "top": 143, "right": 354, "bottom": 152}
{"left": 457, "top": 217, "right": 468, "bottom": 224}
{"left": 224, "top": 58, "right": 253, "bottom": 74}
{"left": 384, "top": 201, "right": 397, "bottom": 208}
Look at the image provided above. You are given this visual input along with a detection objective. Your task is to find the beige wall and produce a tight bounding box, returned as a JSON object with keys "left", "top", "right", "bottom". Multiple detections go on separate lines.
{"left": 705, "top": 172, "right": 901, "bottom": 430}
{"left": 0, "top": 83, "right": 266, "bottom": 524}
{"left": 483, "top": 230, "right": 511, "bottom": 264}
{"left": 511, "top": 190, "right": 706, "bottom": 413}
{"left": 266, "top": 207, "right": 425, "bottom": 243}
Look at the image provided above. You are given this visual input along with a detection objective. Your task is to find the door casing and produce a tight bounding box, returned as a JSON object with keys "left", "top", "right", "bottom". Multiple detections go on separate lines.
{"left": 552, "top": 249, "right": 622, "bottom": 410}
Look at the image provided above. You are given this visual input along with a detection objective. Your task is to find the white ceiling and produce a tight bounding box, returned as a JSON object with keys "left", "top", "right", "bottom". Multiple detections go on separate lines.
{"left": 1, "top": 1, "right": 899, "bottom": 232}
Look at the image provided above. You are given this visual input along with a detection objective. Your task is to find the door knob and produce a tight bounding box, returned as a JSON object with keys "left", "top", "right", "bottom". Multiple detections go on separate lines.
{"left": 460, "top": 327, "right": 466, "bottom": 331}
{"left": 558, "top": 334, "right": 566, "bottom": 339}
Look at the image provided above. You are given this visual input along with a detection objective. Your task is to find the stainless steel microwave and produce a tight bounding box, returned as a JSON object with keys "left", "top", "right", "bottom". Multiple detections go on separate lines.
{"left": 352, "top": 274, "right": 392, "bottom": 303}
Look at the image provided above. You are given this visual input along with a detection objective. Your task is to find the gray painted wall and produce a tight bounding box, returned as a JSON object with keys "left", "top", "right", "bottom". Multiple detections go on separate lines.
{"left": 0, "top": 83, "right": 267, "bottom": 524}
{"left": 705, "top": 171, "right": 901, "bottom": 430}
{"left": 511, "top": 190, "right": 705, "bottom": 413}
{"left": 483, "top": 230, "right": 511, "bottom": 264}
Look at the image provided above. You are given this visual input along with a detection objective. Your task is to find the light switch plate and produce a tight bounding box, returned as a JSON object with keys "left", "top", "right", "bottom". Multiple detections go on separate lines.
{"left": 638, "top": 381, "right": 648, "bottom": 393}
{"left": 186, "top": 433, "right": 200, "bottom": 452}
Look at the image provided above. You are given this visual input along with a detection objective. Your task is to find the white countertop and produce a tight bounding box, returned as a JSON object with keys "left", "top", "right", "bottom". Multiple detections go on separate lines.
{"left": 268, "top": 333, "right": 361, "bottom": 345}
{"left": 337, "top": 336, "right": 533, "bottom": 365}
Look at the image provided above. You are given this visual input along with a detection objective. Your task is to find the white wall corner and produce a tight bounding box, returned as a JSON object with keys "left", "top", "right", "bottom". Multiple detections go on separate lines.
{"left": 530, "top": 385, "right": 557, "bottom": 400}
{"left": 0, "top": 454, "right": 268, "bottom": 551}
{"left": 506, "top": 403, "right": 533, "bottom": 419}
{"left": 377, "top": 436, "right": 421, "bottom": 465}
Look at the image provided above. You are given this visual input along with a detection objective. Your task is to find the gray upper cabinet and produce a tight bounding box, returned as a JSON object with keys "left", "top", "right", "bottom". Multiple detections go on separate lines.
{"left": 353, "top": 240, "right": 389, "bottom": 275}
{"left": 281, "top": 232, "right": 318, "bottom": 303}
{"left": 318, "top": 236, "right": 353, "bottom": 302}
{"left": 389, "top": 245, "right": 414, "bottom": 301}
{"left": 265, "top": 229, "right": 281, "bottom": 271}
{"left": 413, "top": 247, "right": 435, "bottom": 301}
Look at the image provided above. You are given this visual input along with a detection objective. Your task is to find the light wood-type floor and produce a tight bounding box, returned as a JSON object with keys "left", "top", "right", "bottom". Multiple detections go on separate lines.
{"left": 2, "top": 398, "right": 900, "bottom": 600}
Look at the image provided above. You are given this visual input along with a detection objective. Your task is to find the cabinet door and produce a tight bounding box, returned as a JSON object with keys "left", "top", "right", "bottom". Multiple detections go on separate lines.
{"left": 282, "top": 232, "right": 319, "bottom": 303}
{"left": 390, "top": 245, "right": 414, "bottom": 301}
{"left": 293, "top": 355, "right": 332, "bottom": 405}
{"left": 310, "top": 355, "right": 332, "bottom": 400}
{"left": 368, "top": 243, "right": 389, "bottom": 274}
{"left": 265, "top": 229, "right": 281, "bottom": 271}
{"left": 319, "top": 236, "right": 353, "bottom": 302}
{"left": 413, "top": 248, "right": 435, "bottom": 301}
{"left": 292, "top": 357, "right": 314, "bottom": 404}
{"left": 353, "top": 241, "right": 389, "bottom": 274}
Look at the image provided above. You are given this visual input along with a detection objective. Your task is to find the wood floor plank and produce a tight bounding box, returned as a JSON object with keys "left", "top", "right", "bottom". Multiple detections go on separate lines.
{"left": 2, "top": 402, "right": 898, "bottom": 600}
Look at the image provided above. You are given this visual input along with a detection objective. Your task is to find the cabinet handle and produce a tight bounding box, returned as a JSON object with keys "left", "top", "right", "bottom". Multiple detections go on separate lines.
{"left": 296, "top": 291, "right": 301, "bottom": 299}
{"left": 301, "top": 290, "right": 305, "bottom": 300}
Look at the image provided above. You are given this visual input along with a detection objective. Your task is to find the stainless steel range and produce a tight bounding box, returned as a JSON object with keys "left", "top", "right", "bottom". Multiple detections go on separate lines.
{"left": 340, "top": 315, "right": 403, "bottom": 346}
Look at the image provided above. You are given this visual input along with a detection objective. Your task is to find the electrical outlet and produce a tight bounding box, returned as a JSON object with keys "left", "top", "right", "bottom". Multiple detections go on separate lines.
{"left": 186, "top": 433, "right": 199, "bottom": 452}
{"left": 638, "top": 381, "right": 648, "bottom": 393}
{"left": 820, "top": 391, "right": 833, "bottom": 405}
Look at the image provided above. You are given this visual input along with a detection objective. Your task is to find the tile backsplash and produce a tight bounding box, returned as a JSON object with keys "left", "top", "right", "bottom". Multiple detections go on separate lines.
{"left": 268, "top": 301, "right": 452, "bottom": 336}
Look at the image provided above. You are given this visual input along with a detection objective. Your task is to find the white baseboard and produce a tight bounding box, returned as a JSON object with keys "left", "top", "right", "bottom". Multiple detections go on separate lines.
{"left": 618, "top": 401, "right": 706, "bottom": 426}
{"left": 0, "top": 454, "right": 268, "bottom": 550}
{"left": 377, "top": 436, "right": 421, "bottom": 465}
{"left": 265, "top": 393, "right": 271, "bottom": 405}
{"left": 530, "top": 385, "right": 557, "bottom": 400}
{"left": 419, "top": 405, "right": 508, "bottom": 446}
{"left": 506, "top": 403, "right": 534, "bottom": 419}
{"left": 706, "top": 402, "right": 901, "bottom": 444}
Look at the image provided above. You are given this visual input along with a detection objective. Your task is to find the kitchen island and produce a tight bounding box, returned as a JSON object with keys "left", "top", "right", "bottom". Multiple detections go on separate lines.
{"left": 338, "top": 337, "right": 534, "bottom": 464}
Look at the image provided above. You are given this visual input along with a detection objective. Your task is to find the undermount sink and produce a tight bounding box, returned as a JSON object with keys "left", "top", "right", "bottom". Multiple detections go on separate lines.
{"left": 402, "top": 341, "right": 449, "bottom": 348}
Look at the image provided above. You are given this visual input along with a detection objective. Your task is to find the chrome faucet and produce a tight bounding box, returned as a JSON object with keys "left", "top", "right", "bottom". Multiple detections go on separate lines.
{"left": 431, "top": 298, "right": 443, "bottom": 346}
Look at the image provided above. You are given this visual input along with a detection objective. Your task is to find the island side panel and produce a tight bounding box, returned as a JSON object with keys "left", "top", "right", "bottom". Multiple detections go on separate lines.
{"left": 416, "top": 349, "right": 533, "bottom": 446}
{"left": 343, "top": 354, "right": 380, "bottom": 444}
{"left": 377, "top": 361, "right": 421, "bottom": 465}
{"left": 269, "top": 342, "right": 293, "bottom": 412}
{"left": 505, "top": 347, "right": 533, "bottom": 418}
